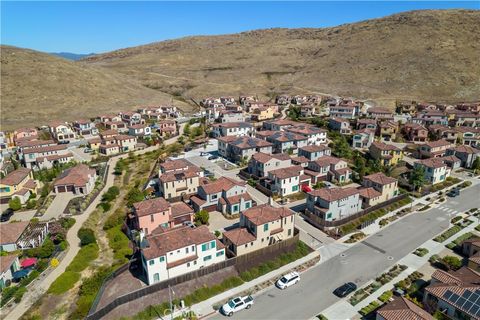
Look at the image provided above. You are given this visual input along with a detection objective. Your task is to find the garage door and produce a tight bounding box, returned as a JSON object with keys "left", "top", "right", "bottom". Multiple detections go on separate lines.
{"left": 56, "top": 186, "right": 66, "bottom": 193}
{"left": 66, "top": 185, "right": 74, "bottom": 192}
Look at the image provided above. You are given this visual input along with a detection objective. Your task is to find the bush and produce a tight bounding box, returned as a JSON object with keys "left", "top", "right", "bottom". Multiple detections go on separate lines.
{"left": 67, "top": 243, "right": 99, "bottom": 273}
{"left": 106, "top": 225, "right": 132, "bottom": 264}
{"left": 103, "top": 209, "right": 125, "bottom": 230}
{"left": 98, "top": 202, "right": 111, "bottom": 212}
{"left": 433, "top": 225, "right": 462, "bottom": 242}
{"left": 442, "top": 256, "right": 462, "bottom": 270}
{"left": 26, "top": 199, "right": 37, "bottom": 209}
{"left": 102, "top": 186, "right": 120, "bottom": 202}
{"left": 451, "top": 216, "right": 462, "bottom": 224}
{"left": 78, "top": 228, "right": 97, "bottom": 246}
{"left": 48, "top": 271, "right": 81, "bottom": 295}
{"left": 359, "top": 301, "right": 380, "bottom": 316}
{"left": 9, "top": 198, "right": 22, "bottom": 211}
{"left": 194, "top": 210, "right": 209, "bottom": 225}
{"left": 1, "top": 286, "right": 19, "bottom": 306}
{"left": 20, "top": 270, "right": 40, "bottom": 287}
{"left": 413, "top": 248, "right": 429, "bottom": 257}
{"left": 26, "top": 238, "right": 55, "bottom": 259}
{"left": 378, "top": 290, "right": 393, "bottom": 303}
{"left": 13, "top": 287, "right": 27, "bottom": 303}
{"left": 60, "top": 217, "right": 76, "bottom": 229}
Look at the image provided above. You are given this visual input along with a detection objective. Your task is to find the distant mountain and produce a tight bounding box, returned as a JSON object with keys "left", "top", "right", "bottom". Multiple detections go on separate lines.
{"left": 1, "top": 45, "right": 193, "bottom": 130}
{"left": 84, "top": 9, "right": 480, "bottom": 107}
{"left": 50, "top": 52, "right": 96, "bottom": 61}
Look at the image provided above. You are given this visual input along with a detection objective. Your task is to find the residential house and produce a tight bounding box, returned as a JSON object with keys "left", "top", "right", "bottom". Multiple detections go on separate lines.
{"left": 0, "top": 254, "right": 20, "bottom": 289}
{"left": 356, "top": 119, "right": 377, "bottom": 130}
{"left": 0, "top": 221, "right": 49, "bottom": 252}
{"left": 329, "top": 104, "right": 356, "bottom": 119}
{"left": 263, "top": 166, "right": 310, "bottom": 197}
{"left": 305, "top": 156, "right": 352, "bottom": 184}
{"left": 446, "top": 145, "right": 480, "bottom": 168}
{"left": 457, "top": 103, "right": 480, "bottom": 113}
{"left": 98, "top": 135, "right": 137, "bottom": 156}
{"left": 291, "top": 156, "right": 310, "bottom": 168}
{"left": 159, "top": 159, "right": 202, "bottom": 175}
{"left": 247, "top": 153, "right": 292, "bottom": 178}
{"left": 53, "top": 164, "right": 97, "bottom": 195}
{"left": 329, "top": 117, "right": 352, "bottom": 134}
{"left": 104, "top": 121, "right": 128, "bottom": 133}
{"left": 141, "top": 225, "right": 225, "bottom": 285}
{"left": 418, "top": 110, "right": 449, "bottom": 126}
{"left": 262, "top": 119, "right": 303, "bottom": 131}
{"left": 418, "top": 140, "right": 454, "bottom": 158}
{"left": 298, "top": 145, "right": 332, "bottom": 161}
{"left": 369, "top": 141, "right": 403, "bottom": 166}
{"left": 462, "top": 238, "right": 480, "bottom": 271}
{"left": 361, "top": 172, "right": 399, "bottom": 206}
{"left": 190, "top": 177, "right": 253, "bottom": 215}
{"left": 211, "top": 122, "right": 254, "bottom": 138}
{"left": 217, "top": 136, "right": 273, "bottom": 163}
{"left": 306, "top": 187, "right": 362, "bottom": 223}
{"left": 367, "top": 107, "right": 393, "bottom": 120}
{"left": 120, "top": 111, "right": 143, "bottom": 125}
{"left": 395, "top": 101, "right": 417, "bottom": 115}
{"left": 222, "top": 205, "right": 295, "bottom": 256}
{"left": 22, "top": 144, "right": 73, "bottom": 169}
{"left": 352, "top": 129, "right": 375, "bottom": 150}
{"left": 423, "top": 267, "right": 480, "bottom": 320}
{"left": 256, "top": 131, "right": 308, "bottom": 155}
{"left": 217, "top": 110, "right": 245, "bottom": 123}
{"left": 376, "top": 296, "right": 433, "bottom": 320}
{"left": 429, "top": 125, "right": 459, "bottom": 144}
{"left": 239, "top": 95, "right": 257, "bottom": 106}
{"left": 159, "top": 169, "right": 200, "bottom": 200}
{"left": 251, "top": 106, "right": 276, "bottom": 121}
{"left": 13, "top": 128, "right": 38, "bottom": 143}
{"left": 414, "top": 158, "right": 451, "bottom": 185}
{"left": 285, "top": 125, "right": 328, "bottom": 145}
{"left": 128, "top": 124, "right": 152, "bottom": 137}
{"left": 454, "top": 127, "right": 480, "bottom": 147}
{"left": 131, "top": 197, "right": 194, "bottom": 235}
{"left": 403, "top": 123, "right": 428, "bottom": 142}
{"left": 73, "top": 120, "right": 98, "bottom": 136}
{"left": 0, "top": 168, "right": 37, "bottom": 205}
{"left": 377, "top": 121, "right": 398, "bottom": 141}
{"left": 300, "top": 104, "right": 322, "bottom": 117}
{"left": 156, "top": 120, "right": 177, "bottom": 137}
{"left": 49, "top": 121, "right": 77, "bottom": 143}
{"left": 358, "top": 187, "right": 383, "bottom": 208}
{"left": 275, "top": 95, "right": 291, "bottom": 105}
{"left": 452, "top": 113, "right": 480, "bottom": 127}
{"left": 99, "top": 115, "right": 122, "bottom": 123}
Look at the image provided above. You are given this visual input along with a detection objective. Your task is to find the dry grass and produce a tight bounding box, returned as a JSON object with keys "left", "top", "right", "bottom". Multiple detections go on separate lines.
{"left": 85, "top": 10, "right": 480, "bottom": 108}
{"left": 0, "top": 46, "right": 194, "bottom": 130}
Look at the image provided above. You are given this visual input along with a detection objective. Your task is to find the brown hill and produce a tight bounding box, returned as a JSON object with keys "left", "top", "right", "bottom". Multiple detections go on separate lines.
{"left": 84, "top": 9, "right": 480, "bottom": 107}
{"left": 0, "top": 45, "right": 193, "bottom": 130}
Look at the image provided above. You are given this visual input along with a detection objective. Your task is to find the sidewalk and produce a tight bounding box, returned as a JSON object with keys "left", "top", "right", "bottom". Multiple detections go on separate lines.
{"left": 320, "top": 211, "right": 479, "bottom": 320}
{"left": 190, "top": 251, "right": 320, "bottom": 318}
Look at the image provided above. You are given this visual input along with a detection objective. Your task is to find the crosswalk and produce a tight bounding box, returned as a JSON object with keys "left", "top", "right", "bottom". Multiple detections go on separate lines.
{"left": 437, "top": 206, "right": 460, "bottom": 215}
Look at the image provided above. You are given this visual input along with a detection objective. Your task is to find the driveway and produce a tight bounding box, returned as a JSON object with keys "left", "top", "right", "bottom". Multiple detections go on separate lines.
{"left": 208, "top": 211, "right": 238, "bottom": 233}
{"left": 68, "top": 146, "right": 93, "bottom": 163}
{"left": 40, "top": 192, "right": 80, "bottom": 221}
{"left": 0, "top": 209, "right": 36, "bottom": 223}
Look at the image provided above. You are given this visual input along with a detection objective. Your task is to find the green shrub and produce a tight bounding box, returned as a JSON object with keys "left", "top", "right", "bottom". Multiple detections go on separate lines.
{"left": 1, "top": 286, "right": 19, "bottom": 306}
{"left": 194, "top": 210, "right": 209, "bottom": 225}
{"left": 102, "top": 186, "right": 120, "bottom": 202}
{"left": 378, "top": 290, "right": 393, "bottom": 303}
{"left": 67, "top": 243, "right": 99, "bottom": 273}
{"left": 359, "top": 301, "right": 380, "bottom": 316}
{"left": 13, "top": 287, "right": 27, "bottom": 303}
{"left": 442, "top": 256, "right": 462, "bottom": 270}
{"left": 48, "top": 271, "right": 81, "bottom": 295}
{"left": 106, "top": 226, "right": 132, "bottom": 264}
{"left": 26, "top": 199, "right": 37, "bottom": 209}
{"left": 60, "top": 217, "right": 76, "bottom": 229}
{"left": 78, "top": 228, "right": 97, "bottom": 246}
{"left": 103, "top": 209, "right": 125, "bottom": 230}
{"left": 433, "top": 225, "right": 462, "bottom": 242}
{"left": 9, "top": 198, "right": 22, "bottom": 211}
{"left": 98, "top": 202, "right": 111, "bottom": 212}
{"left": 20, "top": 270, "right": 40, "bottom": 287}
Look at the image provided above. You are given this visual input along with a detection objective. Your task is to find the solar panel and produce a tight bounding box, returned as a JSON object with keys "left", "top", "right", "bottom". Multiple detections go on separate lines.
{"left": 471, "top": 305, "right": 480, "bottom": 316}
{"left": 475, "top": 308, "right": 480, "bottom": 317}
{"left": 464, "top": 301, "right": 473, "bottom": 311}
{"left": 457, "top": 297, "right": 467, "bottom": 308}
{"left": 450, "top": 293, "right": 461, "bottom": 304}
{"left": 462, "top": 290, "right": 473, "bottom": 300}
{"left": 443, "top": 290, "right": 454, "bottom": 300}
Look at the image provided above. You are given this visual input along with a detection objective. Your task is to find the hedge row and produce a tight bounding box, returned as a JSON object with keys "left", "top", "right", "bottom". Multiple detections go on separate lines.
{"left": 433, "top": 225, "right": 462, "bottom": 243}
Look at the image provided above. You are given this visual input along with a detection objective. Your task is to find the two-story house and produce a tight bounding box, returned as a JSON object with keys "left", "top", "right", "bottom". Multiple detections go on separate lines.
{"left": 403, "top": 123, "right": 428, "bottom": 142}
{"left": 190, "top": 177, "right": 253, "bottom": 215}
{"left": 356, "top": 119, "right": 377, "bottom": 131}
{"left": 414, "top": 158, "right": 451, "bottom": 185}
{"left": 251, "top": 106, "right": 276, "bottom": 121}
{"left": 369, "top": 141, "right": 403, "bottom": 166}
{"left": 222, "top": 205, "right": 295, "bottom": 256}
{"left": 104, "top": 121, "right": 128, "bottom": 133}
{"left": 306, "top": 187, "right": 362, "bottom": 223}
{"left": 352, "top": 129, "right": 375, "bottom": 150}
{"left": 285, "top": 125, "right": 328, "bottom": 145}
{"left": 377, "top": 121, "right": 398, "bottom": 141}
{"left": 446, "top": 145, "right": 480, "bottom": 168}
{"left": 329, "top": 105, "right": 357, "bottom": 119}
{"left": 120, "top": 111, "right": 143, "bottom": 125}
{"left": 256, "top": 131, "right": 308, "bottom": 155}
{"left": 128, "top": 124, "right": 152, "bottom": 137}
{"left": 141, "top": 226, "right": 225, "bottom": 285}
{"left": 247, "top": 152, "right": 292, "bottom": 178}
{"left": 329, "top": 117, "right": 352, "bottom": 134}
{"left": 159, "top": 169, "right": 200, "bottom": 201}
{"left": 211, "top": 122, "right": 254, "bottom": 138}
{"left": 23, "top": 144, "right": 74, "bottom": 170}
{"left": 262, "top": 119, "right": 303, "bottom": 131}
{"left": 73, "top": 120, "right": 99, "bottom": 136}
{"left": 305, "top": 156, "right": 352, "bottom": 184}
{"left": 0, "top": 168, "right": 37, "bottom": 205}
{"left": 298, "top": 145, "right": 332, "bottom": 161}
{"left": 418, "top": 139, "right": 454, "bottom": 158}
{"left": 49, "top": 121, "right": 77, "bottom": 143}
{"left": 217, "top": 136, "right": 273, "bottom": 163}
{"left": 217, "top": 110, "right": 245, "bottom": 123}
{"left": 360, "top": 173, "right": 399, "bottom": 207}
{"left": 262, "top": 166, "right": 310, "bottom": 197}
{"left": 131, "top": 197, "right": 194, "bottom": 235}
{"left": 367, "top": 107, "right": 393, "bottom": 120}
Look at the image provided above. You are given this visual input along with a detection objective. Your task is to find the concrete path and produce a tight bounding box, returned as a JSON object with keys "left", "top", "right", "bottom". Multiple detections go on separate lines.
{"left": 40, "top": 192, "right": 80, "bottom": 221}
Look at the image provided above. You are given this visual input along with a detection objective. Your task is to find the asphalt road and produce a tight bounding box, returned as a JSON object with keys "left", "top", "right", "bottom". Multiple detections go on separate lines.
{"left": 210, "top": 183, "right": 480, "bottom": 320}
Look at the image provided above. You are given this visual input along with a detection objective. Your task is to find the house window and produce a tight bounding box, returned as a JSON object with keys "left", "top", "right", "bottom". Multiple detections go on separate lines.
{"left": 186, "top": 247, "right": 189, "bottom": 254}
{"left": 327, "top": 213, "right": 332, "bottom": 219}
{"left": 149, "top": 260, "right": 154, "bottom": 266}
{"left": 216, "top": 251, "right": 224, "bottom": 257}
{"left": 288, "top": 229, "right": 292, "bottom": 236}
{"left": 153, "top": 273, "right": 160, "bottom": 282}
{"left": 187, "top": 262, "right": 190, "bottom": 267}
{"left": 233, "top": 204, "right": 239, "bottom": 212}
{"left": 263, "top": 224, "right": 269, "bottom": 232}
{"left": 150, "top": 214, "right": 154, "bottom": 222}
{"left": 194, "top": 260, "right": 197, "bottom": 265}
{"left": 203, "top": 255, "right": 212, "bottom": 262}
{"left": 292, "top": 185, "right": 299, "bottom": 192}
{"left": 159, "top": 256, "right": 165, "bottom": 262}
{"left": 245, "top": 202, "right": 250, "bottom": 209}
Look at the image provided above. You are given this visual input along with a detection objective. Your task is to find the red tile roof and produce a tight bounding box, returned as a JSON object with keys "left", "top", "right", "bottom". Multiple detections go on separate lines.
{"left": 0, "top": 168, "right": 31, "bottom": 186}
{"left": 170, "top": 202, "right": 194, "bottom": 218}
{"left": 0, "top": 222, "right": 29, "bottom": 245}
{"left": 201, "top": 177, "right": 244, "bottom": 194}
{"left": 243, "top": 204, "right": 293, "bottom": 226}
{"left": 133, "top": 197, "right": 170, "bottom": 217}
{"left": 358, "top": 187, "right": 382, "bottom": 199}
{"left": 222, "top": 228, "right": 256, "bottom": 246}
{"left": 309, "top": 187, "right": 359, "bottom": 202}
{"left": 363, "top": 172, "right": 398, "bottom": 186}
{"left": 53, "top": 164, "right": 96, "bottom": 188}
{"left": 0, "top": 254, "right": 19, "bottom": 273}
{"left": 376, "top": 296, "right": 433, "bottom": 320}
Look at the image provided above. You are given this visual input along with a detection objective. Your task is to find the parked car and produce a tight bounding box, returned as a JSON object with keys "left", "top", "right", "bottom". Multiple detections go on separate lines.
{"left": 276, "top": 271, "right": 300, "bottom": 289}
{"left": 0, "top": 208, "right": 14, "bottom": 222}
{"left": 83, "top": 148, "right": 93, "bottom": 153}
{"left": 221, "top": 295, "right": 254, "bottom": 317}
{"left": 208, "top": 155, "right": 219, "bottom": 160}
{"left": 333, "top": 282, "right": 357, "bottom": 297}
{"left": 447, "top": 188, "right": 460, "bottom": 197}
{"left": 182, "top": 221, "right": 195, "bottom": 228}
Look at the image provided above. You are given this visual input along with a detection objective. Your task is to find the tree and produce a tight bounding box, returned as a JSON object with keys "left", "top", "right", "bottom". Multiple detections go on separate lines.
{"left": 442, "top": 255, "right": 462, "bottom": 270}
{"left": 36, "top": 238, "right": 55, "bottom": 258}
{"left": 409, "top": 166, "right": 426, "bottom": 192}
{"left": 194, "top": 210, "right": 209, "bottom": 225}
{"left": 183, "top": 124, "right": 191, "bottom": 136}
{"left": 472, "top": 157, "right": 480, "bottom": 173}
{"left": 353, "top": 152, "right": 366, "bottom": 180}
{"left": 125, "top": 187, "right": 145, "bottom": 207}
{"left": 9, "top": 197, "right": 22, "bottom": 211}
{"left": 78, "top": 228, "right": 97, "bottom": 246}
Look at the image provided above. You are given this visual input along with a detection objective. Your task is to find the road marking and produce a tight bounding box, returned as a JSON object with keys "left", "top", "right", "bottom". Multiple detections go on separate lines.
{"left": 361, "top": 241, "right": 387, "bottom": 254}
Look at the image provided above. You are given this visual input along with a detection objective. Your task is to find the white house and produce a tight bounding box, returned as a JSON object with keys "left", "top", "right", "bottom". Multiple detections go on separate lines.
{"left": 211, "top": 122, "right": 254, "bottom": 138}
{"left": 285, "top": 125, "right": 327, "bottom": 145}
{"left": 306, "top": 187, "right": 362, "bottom": 222}
{"left": 414, "top": 158, "right": 451, "bottom": 185}
{"left": 0, "top": 254, "right": 20, "bottom": 289}
{"left": 141, "top": 226, "right": 226, "bottom": 285}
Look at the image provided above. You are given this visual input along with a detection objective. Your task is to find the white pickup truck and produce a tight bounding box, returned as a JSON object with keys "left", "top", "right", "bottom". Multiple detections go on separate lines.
{"left": 220, "top": 295, "right": 254, "bottom": 317}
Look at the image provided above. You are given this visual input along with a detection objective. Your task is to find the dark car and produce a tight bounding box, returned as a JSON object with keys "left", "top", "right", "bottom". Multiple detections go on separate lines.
{"left": 447, "top": 188, "right": 460, "bottom": 197}
{"left": 333, "top": 282, "right": 357, "bottom": 297}
{"left": 0, "top": 209, "right": 14, "bottom": 222}
{"left": 208, "top": 155, "right": 218, "bottom": 160}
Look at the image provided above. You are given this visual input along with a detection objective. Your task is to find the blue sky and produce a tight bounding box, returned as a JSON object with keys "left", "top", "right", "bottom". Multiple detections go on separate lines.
{"left": 1, "top": 1, "right": 479, "bottom": 53}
